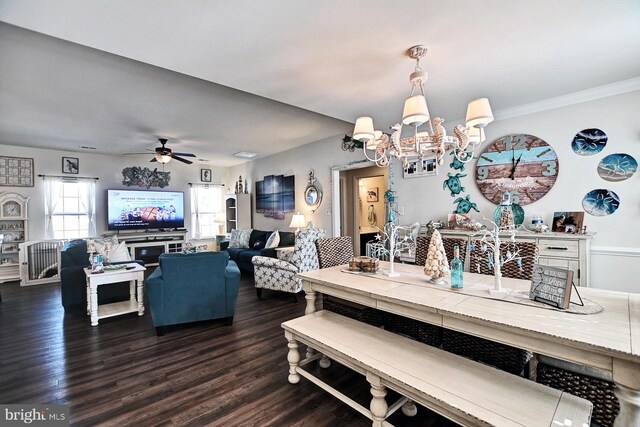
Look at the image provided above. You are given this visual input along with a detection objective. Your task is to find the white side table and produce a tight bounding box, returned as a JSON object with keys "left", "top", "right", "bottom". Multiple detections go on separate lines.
{"left": 84, "top": 263, "right": 146, "bottom": 326}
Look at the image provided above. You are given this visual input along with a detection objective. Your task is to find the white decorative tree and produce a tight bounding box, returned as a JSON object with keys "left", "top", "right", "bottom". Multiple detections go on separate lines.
{"left": 471, "top": 217, "right": 520, "bottom": 295}
{"left": 367, "top": 222, "right": 417, "bottom": 277}
{"left": 423, "top": 229, "right": 450, "bottom": 284}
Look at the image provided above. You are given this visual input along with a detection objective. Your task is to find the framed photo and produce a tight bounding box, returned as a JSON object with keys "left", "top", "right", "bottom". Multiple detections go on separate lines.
{"left": 403, "top": 156, "right": 437, "bottom": 178}
{"left": 552, "top": 211, "right": 585, "bottom": 233}
{"left": 62, "top": 157, "right": 79, "bottom": 174}
{"left": 366, "top": 187, "right": 379, "bottom": 202}
{"left": 200, "top": 169, "right": 212, "bottom": 182}
{"left": 0, "top": 156, "right": 34, "bottom": 187}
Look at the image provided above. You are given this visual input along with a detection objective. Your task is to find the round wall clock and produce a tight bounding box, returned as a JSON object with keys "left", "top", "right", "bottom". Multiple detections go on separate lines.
{"left": 475, "top": 134, "right": 559, "bottom": 206}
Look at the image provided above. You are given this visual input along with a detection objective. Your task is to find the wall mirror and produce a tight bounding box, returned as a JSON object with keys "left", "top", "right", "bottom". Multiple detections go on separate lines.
{"left": 304, "top": 170, "right": 323, "bottom": 213}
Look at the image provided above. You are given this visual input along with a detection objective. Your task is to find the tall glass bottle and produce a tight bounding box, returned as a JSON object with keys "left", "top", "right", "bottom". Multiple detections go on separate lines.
{"left": 450, "top": 245, "right": 464, "bottom": 289}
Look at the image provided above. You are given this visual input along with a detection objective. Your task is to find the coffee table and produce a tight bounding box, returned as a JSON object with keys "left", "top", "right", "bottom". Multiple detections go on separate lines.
{"left": 84, "top": 263, "right": 146, "bottom": 326}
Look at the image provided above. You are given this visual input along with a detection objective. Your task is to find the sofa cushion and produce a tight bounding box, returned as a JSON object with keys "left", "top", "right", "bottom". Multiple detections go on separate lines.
{"left": 249, "top": 230, "right": 269, "bottom": 247}
{"left": 279, "top": 231, "right": 295, "bottom": 247}
{"left": 238, "top": 250, "right": 260, "bottom": 265}
{"left": 252, "top": 240, "right": 266, "bottom": 250}
{"left": 265, "top": 230, "right": 280, "bottom": 249}
{"left": 226, "top": 247, "right": 245, "bottom": 260}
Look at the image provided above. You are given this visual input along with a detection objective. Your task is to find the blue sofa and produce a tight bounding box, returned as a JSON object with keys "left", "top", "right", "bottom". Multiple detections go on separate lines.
{"left": 60, "top": 239, "right": 142, "bottom": 312}
{"left": 220, "top": 229, "right": 295, "bottom": 272}
{"left": 145, "top": 251, "right": 241, "bottom": 335}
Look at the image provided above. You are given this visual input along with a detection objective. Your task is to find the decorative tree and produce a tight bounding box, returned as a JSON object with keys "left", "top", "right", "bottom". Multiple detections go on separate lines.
{"left": 423, "top": 229, "right": 450, "bottom": 284}
{"left": 367, "top": 222, "right": 417, "bottom": 277}
{"left": 471, "top": 217, "right": 521, "bottom": 294}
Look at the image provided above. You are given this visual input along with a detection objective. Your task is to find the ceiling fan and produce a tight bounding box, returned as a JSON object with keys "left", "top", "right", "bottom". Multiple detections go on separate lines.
{"left": 125, "top": 138, "right": 196, "bottom": 164}
{"left": 151, "top": 138, "right": 196, "bottom": 164}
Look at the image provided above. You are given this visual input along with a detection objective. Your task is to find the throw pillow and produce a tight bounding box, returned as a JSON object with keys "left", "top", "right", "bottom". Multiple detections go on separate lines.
{"left": 253, "top": 240, "right": 266, "bottom": 250}
{"left": 108, "top": 242, "right": 131, "bottom": 263}
{"left": 228, "top": 229, "right": 241, "bottom": 248}
{"left": 237, "top": 229, "right": 252, "bottom": 248}
{"left": 265, "top": 230, "right": 280, "bottom": 249}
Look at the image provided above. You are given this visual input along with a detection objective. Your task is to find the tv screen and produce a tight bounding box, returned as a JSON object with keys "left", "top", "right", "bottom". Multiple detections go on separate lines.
{"left": 107, "top": 189, "right": 185, "bottom": 231}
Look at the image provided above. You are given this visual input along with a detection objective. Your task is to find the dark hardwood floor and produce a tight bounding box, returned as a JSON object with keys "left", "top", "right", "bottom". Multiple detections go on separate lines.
{"left": 0, "top": 274, "right": 454, "bottom": 426}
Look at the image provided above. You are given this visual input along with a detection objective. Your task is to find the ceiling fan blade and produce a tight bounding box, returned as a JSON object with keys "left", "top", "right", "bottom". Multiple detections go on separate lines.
{"left": 171, "top": 154, "right": 193, "bottom": 164}
{"left": 150, "top": 158, "right": 157, "bottom": 162}
{"left": 123, "top": 152, "right": 151, "bottom": 155}
{"left": 172, "top": 152, "right": 196, "bottom": 157}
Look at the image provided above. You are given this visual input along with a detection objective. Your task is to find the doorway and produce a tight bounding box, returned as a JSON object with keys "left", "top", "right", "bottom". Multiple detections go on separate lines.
{"left": 331, "top": 164, "right": 388, "bottom": 256}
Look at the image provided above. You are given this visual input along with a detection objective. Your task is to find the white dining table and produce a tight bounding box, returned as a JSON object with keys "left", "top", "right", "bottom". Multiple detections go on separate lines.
{"left": 298, "top": 262, "right": 640, "bottom": 427}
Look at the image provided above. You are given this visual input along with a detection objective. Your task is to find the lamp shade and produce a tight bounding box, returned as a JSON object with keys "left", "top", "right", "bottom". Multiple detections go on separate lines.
{"left": 289, "top": 213, "right": 306, "bottom": 229}
{"left": 156, "top": 154, "right": 172, "bottom": 164}
{"left": 467, "top": 126, "right": 486, "bottom": 146}
{"left": 353, "top": 116, "right": 375, "bottom": 142}
{"left": 465, "top": 98, "right": 494, "bottom": 128}
{"left": 366, "top": 131, "right": 383, "bottom": 150}
{"left": 402, "top": 95, "right": 430, "bottom": 126}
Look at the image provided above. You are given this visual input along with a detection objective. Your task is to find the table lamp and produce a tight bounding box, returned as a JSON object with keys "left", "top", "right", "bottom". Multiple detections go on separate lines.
{"left": 289, "top": 213, "right": 306, "bottom": 234}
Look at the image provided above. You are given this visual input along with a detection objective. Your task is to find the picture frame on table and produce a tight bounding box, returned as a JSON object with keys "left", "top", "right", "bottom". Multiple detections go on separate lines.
{"left": 62, "top": 157, "right": 79, "bottom": 174}
{"left": 552, "top": 211, "right": 585, "bottom": 233}
{"left": 201, "top": 169, "right": 212, "bottom": 182}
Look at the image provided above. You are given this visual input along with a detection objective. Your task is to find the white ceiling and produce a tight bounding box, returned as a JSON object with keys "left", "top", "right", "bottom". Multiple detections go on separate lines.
{"left": 1, "top": 0, "right": 639, "bottom": 166}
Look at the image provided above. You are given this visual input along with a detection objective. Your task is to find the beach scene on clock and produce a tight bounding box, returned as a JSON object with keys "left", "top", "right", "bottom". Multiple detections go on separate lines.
{"left": 475, "top": 134, "right": 559, "bottom": 206}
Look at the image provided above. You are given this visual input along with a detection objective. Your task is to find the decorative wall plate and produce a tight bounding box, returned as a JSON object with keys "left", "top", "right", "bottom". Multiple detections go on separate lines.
{"left": 571, "top": 128, "right": 607, "bottom": 156}
{"left": 582, "top": 189, "right": 620, "bottom": 216}
{"left": 597, "top": 153, "right": 637, "bottom": 182}
{"left": 475, "top": 134, "right": 559, "bottom": 206}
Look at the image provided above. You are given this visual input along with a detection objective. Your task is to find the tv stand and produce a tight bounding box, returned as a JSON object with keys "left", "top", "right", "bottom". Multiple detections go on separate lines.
{"left": 118, "top": 230, "right": 187, "bottom": 266}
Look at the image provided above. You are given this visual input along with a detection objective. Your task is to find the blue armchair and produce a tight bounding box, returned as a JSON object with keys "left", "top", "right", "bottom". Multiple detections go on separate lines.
{"left": 145, "top": 251, "right": 241, "bottom": 335}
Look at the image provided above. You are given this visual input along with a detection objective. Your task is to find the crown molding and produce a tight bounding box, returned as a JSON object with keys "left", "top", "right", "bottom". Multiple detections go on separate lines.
{"left": 493, "top": 77, "right": 640, "bottom": 122}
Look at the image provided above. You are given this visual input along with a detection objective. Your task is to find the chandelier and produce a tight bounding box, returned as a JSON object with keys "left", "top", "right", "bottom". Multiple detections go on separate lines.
{"left": 352, "top": 45, "right": 494, "bottom": 167}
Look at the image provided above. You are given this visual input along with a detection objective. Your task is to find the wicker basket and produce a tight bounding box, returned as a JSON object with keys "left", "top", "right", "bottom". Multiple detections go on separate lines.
{"left": 382, "top": 312, "right": 442, "bottom": 348}
{"left": 536, "top": 362, "right": 619, "bottom": 427}
{"left": 322, "top": 296, "right": 383, "bottom": 327}
{"left": 442, "top": 329, "right": 532, "bottom": 375}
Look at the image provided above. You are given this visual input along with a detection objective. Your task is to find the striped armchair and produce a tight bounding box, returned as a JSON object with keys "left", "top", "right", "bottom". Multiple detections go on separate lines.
{"left": 252, "top": 228, "right": 326, "bottom": 299}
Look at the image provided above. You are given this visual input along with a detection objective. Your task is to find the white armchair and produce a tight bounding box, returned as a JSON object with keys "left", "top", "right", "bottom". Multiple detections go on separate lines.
{"left": 252, "top": 228, "right": 326, "bottom": 299}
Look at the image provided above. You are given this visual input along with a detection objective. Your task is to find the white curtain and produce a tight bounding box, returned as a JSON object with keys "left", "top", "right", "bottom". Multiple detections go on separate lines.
{"left": 43, "top": 176, "right": 63, "bottom": 239}
{"left": 190, "top": 185, "right": 202, "bottom": 239}
{"left": 78, "top": 179, "right": 97, "bottom": 237}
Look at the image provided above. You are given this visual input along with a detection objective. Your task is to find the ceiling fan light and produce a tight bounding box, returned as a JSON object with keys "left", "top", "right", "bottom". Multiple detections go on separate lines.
{"left": 156, "top": 154, "right": 172, "bottom": 164}
{"left": 465, "top": 98, "right": 494, "bottom": 128}
{"left": 353, "top": 116, "right": 375, "bottom": 142}
{"left": 402, "top": 95, "right": 430, "bottom": 126}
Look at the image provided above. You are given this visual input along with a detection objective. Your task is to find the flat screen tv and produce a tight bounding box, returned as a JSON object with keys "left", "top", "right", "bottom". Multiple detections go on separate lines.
{"left": 107, "top": 189, "right": 185, "bottom": 231}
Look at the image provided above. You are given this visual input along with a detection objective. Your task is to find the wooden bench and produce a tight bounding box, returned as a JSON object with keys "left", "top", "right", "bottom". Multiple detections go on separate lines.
{"left": 282, "top": 310, "right": 592, "bottom": 427}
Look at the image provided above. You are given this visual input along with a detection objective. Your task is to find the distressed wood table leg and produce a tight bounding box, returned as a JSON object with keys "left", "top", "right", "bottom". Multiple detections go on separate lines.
{"left": 304, "top": 286, "right": 316, "bottom": 315}
{"left": 402, "top": 399, "right": 418, "bottom": 417}
{"left": 90, "top": 284, "right": 99, "bottom": 326}
{"left": 285, "top": 331, "right": 301, "bottom": 384}
{"left": 319, "top": 355, "right": 331, "bottom": 368}
{"left": 137, "top": 276, "right": 144, "bottom": 316}
{"left": 613, "top": 358, "right": 640, "bottom": 427}
{"left": 86, "top": 277, "right": 91, "bottom": 315}
{"left": 130, "top": 279, "right": 135, "bottom": 303}
{"left": 367, "top": 372, "right": 388, "bottom": 427}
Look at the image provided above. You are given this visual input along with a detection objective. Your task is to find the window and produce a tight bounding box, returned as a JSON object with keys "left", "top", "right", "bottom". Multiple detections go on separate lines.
{"left": 44, "top": 177, "right": 96, "bottom": 239}
{"left": 191, "top": 185, "right": 224, "bottom": 239}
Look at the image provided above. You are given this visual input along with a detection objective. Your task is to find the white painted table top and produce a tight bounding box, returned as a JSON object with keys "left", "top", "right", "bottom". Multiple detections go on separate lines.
{"left": 299, "top": 262, "right": 639, "bottom": 364}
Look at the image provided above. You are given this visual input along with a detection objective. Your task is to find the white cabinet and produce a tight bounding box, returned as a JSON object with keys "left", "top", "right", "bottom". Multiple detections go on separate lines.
{"left": 117, "top": 231, "right": 186, "bottom": 267}
{"left": 437, "top": 229, "right": 593, "bottom": 287}
{"left": 0, "top": 192, "right": 29, "bottom": 283}
{"left": 225, "top": 194, "right": 251, "bottom": 232}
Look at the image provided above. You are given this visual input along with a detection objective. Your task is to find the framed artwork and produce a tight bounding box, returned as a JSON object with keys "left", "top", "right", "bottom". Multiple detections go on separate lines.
{"left": 366, "top": 187, "right": 379, "bottom": 202}
{"left": 201, "top": 169, "right": 212, "bottom": 182}
{"left": 552, "top": 211, "right": 585, "bottom": 233}
{"left": 255, "top": 174, "right": 295, "bottom": 218}
{"left": 403, "top": 156, "right": 437, "bottom": 178}
{"left": 0, "top": 156, "right": 34, "bottom": 187}
{"left": 62, "top": 157, "right": 79, "bottom": 174}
